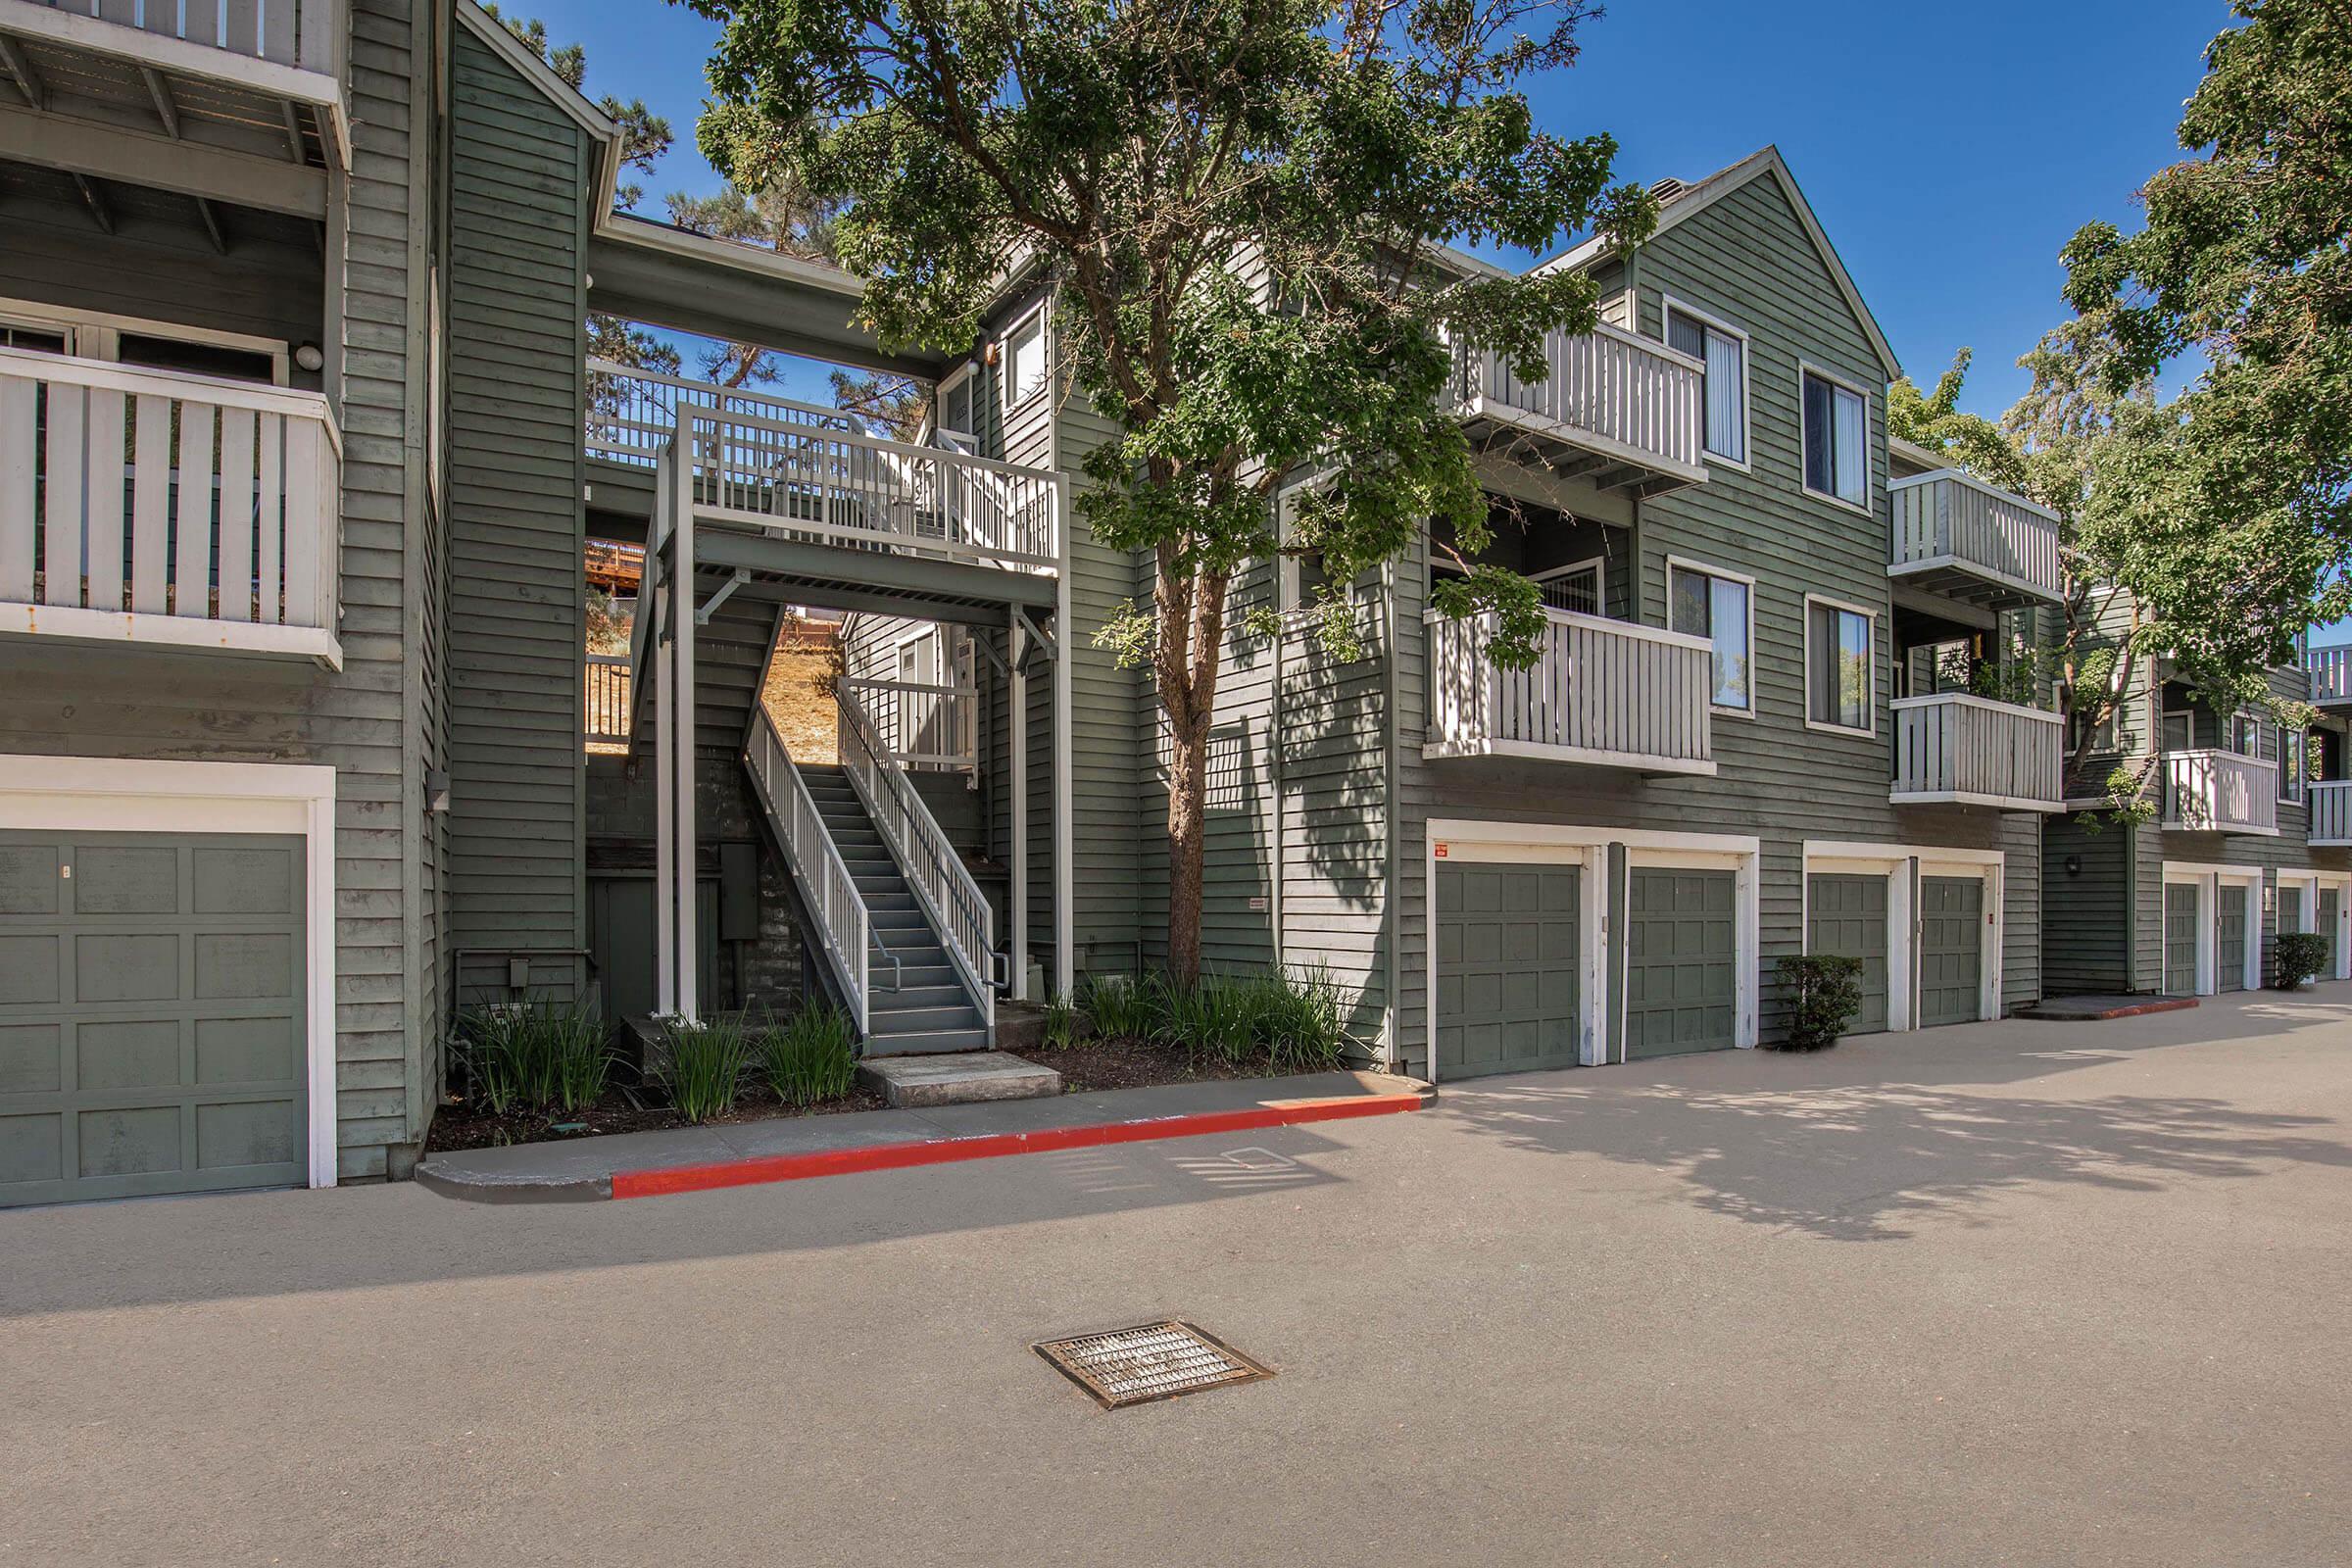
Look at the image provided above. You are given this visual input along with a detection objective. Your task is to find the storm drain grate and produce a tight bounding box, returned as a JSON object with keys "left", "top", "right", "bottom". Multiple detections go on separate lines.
{"left": 1034, "top": 1321, "right": 1273, "bottom": 1408}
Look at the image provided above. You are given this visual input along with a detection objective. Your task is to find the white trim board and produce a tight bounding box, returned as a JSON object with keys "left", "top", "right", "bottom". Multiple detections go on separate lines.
{"left": 0, "top": 755, "right": 339, "bottom": 1188}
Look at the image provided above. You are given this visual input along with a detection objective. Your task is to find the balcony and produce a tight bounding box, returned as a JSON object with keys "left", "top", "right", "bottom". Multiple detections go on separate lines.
{"left": 1889, "top": 693, "right": 2064, "bottom": 812}
{"left": 1447, "top": 323, "right": 1709, "bottom": 497}
{"left": 0, "top": 346, "right": 342, "bottom": 664}
{"left": 0, "top": 0, "right": 347, "bottom": 181}
{"left": 1888, "top": 470, "right": 2063, "bottom": 609}
{"left": 2312, "top": 781, "right": 2352, "bottom": 847}
{"left": 2163, "top": 750, "right": 2278, "bottom": 836}
{"left": 1424, "top": 606, "right": 1716, "bottom": 775}
{"left": 2306, "top": 643, "right": 2352, "bottom": 710}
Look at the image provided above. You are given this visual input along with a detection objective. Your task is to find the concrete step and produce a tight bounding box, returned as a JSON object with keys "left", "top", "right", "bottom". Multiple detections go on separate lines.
{"left": 856, "top": 1051, "right": 1059, "bottom": 1108}
{"left": 859, "top": 1027, "right": 993, "bottom": 1057}
{"left": 870, "top": 1004, "right": 985, "bottom": 1035}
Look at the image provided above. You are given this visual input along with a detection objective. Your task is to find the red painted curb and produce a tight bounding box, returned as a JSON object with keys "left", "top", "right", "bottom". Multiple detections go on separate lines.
{"left": 2020, "top": 997, "right": 2200, "bottom": 1021}
{"left": 611, "top": 1092, "right": 1427, "bottom": 1200}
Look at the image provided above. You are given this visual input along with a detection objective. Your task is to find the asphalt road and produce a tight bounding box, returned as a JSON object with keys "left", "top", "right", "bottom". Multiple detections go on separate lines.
{"left": 5, "top": 991, "right": 2350, "bottom": 1567}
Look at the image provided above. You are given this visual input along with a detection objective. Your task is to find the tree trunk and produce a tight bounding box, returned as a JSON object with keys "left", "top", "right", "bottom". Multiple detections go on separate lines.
{"left": 1164, "top": 709, "right": 1211, "bottom": 988}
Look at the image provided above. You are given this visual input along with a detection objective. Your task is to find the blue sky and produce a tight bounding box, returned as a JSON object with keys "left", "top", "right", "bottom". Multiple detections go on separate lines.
{"left": 537, "top": 0, "right": 2230, "bottom": 419}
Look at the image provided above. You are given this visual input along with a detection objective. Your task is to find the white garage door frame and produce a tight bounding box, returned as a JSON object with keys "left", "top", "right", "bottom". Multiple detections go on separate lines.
{"left": 1917, "top": 848, "right": 2005, "bottom": 1025}
{"left": 2276, "top": 868, "right": 2321, "bottom": 934}
{"left": 2215, "top": 865, "right": 2264, "bottom": 994}
{"left": 2318, "top": 871, "right": 2352, "bottom": 980}
{"left": 1800, "top": 842, "right": 1919, "bottom": 1033}
{"left": 0, "top": 756, "right": 339, "bottom": 1188}
{"left": 2160, "top": 862, "right": 2219, "bottom": 997}
{"left": 1620, "top": 841, "right": 1762, "bottom": 1054}
{"left": 1424, "top": 824, "right": 1606, "bottom": 1076}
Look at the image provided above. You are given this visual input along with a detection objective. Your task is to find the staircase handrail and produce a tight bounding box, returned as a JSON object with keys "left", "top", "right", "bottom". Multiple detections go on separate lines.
{"left": 836, "top": 680, "right": 998, "bottom": 1033}
{"left": 744, "top": 707, "right": 878, "bottom": 1036}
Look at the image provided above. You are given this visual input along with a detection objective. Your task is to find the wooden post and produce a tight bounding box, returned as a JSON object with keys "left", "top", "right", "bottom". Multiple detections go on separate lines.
{"left": 1008, "top": 612, "right": 1028, "bottom": 1001}
{"left": 673, "top": 424, "right": 699, "bottom": 1022}
{"left": 1053, "top": 484, "right": 1074, "bottom": 999}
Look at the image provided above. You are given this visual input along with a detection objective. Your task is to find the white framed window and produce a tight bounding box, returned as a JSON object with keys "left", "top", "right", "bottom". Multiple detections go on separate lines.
{"left": 1531, "top": 557, "right": 1604, "bottom": 616}
{"left": 2229, "top": 711, "right": 2260, "bottom": 756}
{"left": 2161, "top": 708, "right": 2194, "bottom": 754}
{"left": 1002, "top": 307, "right": 1050, "bottom": 411}
{"left": 1664, "top": 297, "right": 1748, "bottom": 466}
{"left": 1805, "top": 595, "right": 1875, "bottom": 733}
{"left": 1667, "top": 557, "right": 1755, "bottom": 714}
{"left": 2279, "top": 724, "right": 2306, "bottom": 802}
{"left": 0, "top": 295, "right": 288, "bottom": 384}
{"left": 1800, "top": 365, "right": 1869, "bottom": 509}
{"left": 938, "top": 363, "right": 976, "bottom": 440}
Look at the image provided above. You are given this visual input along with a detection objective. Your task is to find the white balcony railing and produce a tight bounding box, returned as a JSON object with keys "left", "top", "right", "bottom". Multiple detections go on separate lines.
{"left": 2164, "top": 749, "right": 2279, "bottom": 835}
{"left": 24, "top": 0, "right": 346, "bottom": 75}
{"left": 1889, "top": 693, "right": 2064, "bottom": 811}
{"left": 1888, "top": 470, "right": 2063, "bottom": 605}
{"left": 1425, "top": 606, "right": 1716, "bottom": 775}
{"left": 0, "top": 347, "right": 341, "bottom": 664}
{"left": 1449, "top": 323, "right": 1707, "bottom": 489}
{"left": 2306, "top": 644, "right": 2352, "bottom": 704}
{"left": 587, "top": 360, "right": 863, "bottom": 467}
{"left": 840, "top": 675, "right": 976, "bottom": 774}
{"left": 2310, "top": 781, "right": 2352, "bottom": 846}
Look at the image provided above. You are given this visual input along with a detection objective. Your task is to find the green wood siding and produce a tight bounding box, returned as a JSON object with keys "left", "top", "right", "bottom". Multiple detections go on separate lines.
{"left": 442, "top": 23, "right": 592, "bottom": 1008}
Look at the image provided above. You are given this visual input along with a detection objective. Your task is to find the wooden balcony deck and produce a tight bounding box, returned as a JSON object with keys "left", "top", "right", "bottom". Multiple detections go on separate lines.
{"left": 1888, "top": 470, "right": 2063, "bottom": 609}
{"left": 0, "top": 346, "right": 341, "bottom": 664}
{"left": 2163, "top": 750, "right": 2279, "bottom": 836}
{"left": 1424, "top": 606, "right": 1716, "bottom": 774}
{"left": 2309, "top": 780, "right": 2352, "bottom": 847}
{"left": 1447, "top": 323, "right": 1708, "bottom": 497}
{"left": 1889, "top": 693, "right": 2064, "bottom": 812}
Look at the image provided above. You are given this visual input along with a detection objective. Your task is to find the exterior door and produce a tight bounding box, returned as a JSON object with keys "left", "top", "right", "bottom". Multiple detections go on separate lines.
{"left": 2163, "top": 883, "right": 2201, "bottom": 995}
{"left": 2216, "top": 883, "right": 2249, "bottom": 992}
{"left": 1433, "top": 863, "right": 1581, "bottom": 1079}
{"left": 2323, "top": 889, "right": 2342, "bottom": 979}
{"left": 1918, "top": 875, "right": 1984, "bottom": 1026}
{"left": 0, "top": 831, "right": 308, "bottom": 1206}
{"left": 1623, "top": 867, "right": 1739, "bottom": 1057}
{"left": 1806, "top": 873, "right": 1889, "bottom": 1034}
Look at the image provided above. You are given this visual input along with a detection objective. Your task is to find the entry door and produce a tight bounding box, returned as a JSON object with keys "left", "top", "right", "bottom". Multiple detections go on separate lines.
{"left": 2323, "top": 889, "right": 2342, "bottom": 979}
{"left": 1918, "top": 875, "right": 1984, "bottom": 1026}
{"left": 2163, "top": 883, "right": 2201, "bottom": 995}
{"left": 0, "top": 831, "right": 308, "bottom": 1207}
{"left": 1623, "top": 868, "right": 1739, "bottom": 1057}
{"left": 1806, "top": 873, "right": 1889, "bottom": 1034}
{"left": 2215, "top": 883, "right": 2249, "bottom": 992}
{"left": 1433, "top": 863, "right": 1581, "bottom": 1079}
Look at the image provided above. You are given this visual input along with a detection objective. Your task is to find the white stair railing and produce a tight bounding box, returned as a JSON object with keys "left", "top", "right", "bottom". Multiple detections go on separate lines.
{"left": 744, "top": 708, "right": 874, "bottom": 1036}
{"left": 837, "top": 681, "right": 996, "bottom": 1032}
{"left": 840, "top": 675, "right": 978, "bottom": 772}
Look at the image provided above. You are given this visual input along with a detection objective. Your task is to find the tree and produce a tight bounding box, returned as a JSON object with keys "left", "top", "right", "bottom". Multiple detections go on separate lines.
{"left": 2054, "top": 0, "right": 2349, "bottom": 715}
{"left": 684, "top": 0, "right": 1653, "bottom": 984}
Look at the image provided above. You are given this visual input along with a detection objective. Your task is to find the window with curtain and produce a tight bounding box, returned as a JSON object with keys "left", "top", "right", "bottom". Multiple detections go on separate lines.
{"left": 1801, "top": 370, "right": 1868, "bottom": 506}
{"left": 1665, "top": 306, "right": 1746, "bottom": 465}
{"left": 1669, "top": 563, "right": 1751, "bottom": 711}
{"left": 1808, "top": 601, "right": 1872, "bottom": 730}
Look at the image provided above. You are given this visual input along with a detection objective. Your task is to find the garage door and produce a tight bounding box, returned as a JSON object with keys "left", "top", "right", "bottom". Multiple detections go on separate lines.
{"left": 1806, "top": 873, "right": 1888, "bottom": 1034}
{"left": 0, "top": 831, "right": 307, "bottom": 1207}
{"left": 1434, "top": 863, "right": 1580, "bottom": 1079}
{"left": 2163, "top": 882, "right": 2200, "bottom": 996}
{"left": 1918, "top": 875, "right": 1984, "bottom": 1026}
{"left": 1623, "top": 867, "right": 1738, "bottom": 1057}
{"left": 2324, "top": 890, "right": 2341, "bottom": 980}
{"left": 2216, "top": 883, "right": 2249, "bottom": 993}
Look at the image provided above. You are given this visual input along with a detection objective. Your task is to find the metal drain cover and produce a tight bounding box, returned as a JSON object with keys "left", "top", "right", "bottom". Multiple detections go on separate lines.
{"left": 1034, "top": 1321, "right": 1272, "bottom": 1408}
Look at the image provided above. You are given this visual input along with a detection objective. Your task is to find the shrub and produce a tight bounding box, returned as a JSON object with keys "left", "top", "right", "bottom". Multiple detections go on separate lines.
{"left": 457, "top": 1003, "right": 613, "bottom": 1115}
{"left": 1251, "top": 967, "right": 1351, "bottom": 1073}
{"left": 1154, "top": 972, "right": 1258, "bottom": 1064}
{"left": 1078, "top": 972, "right": 1154, "bottom": 1039}
{"left": 1774, "top": 955, "right": 1864, "bottom": 1052}
{"left": 2272, "top": 932, "right": 2328, "bottom": 991}
{"left": 759, "top": 1004, "right": 858, "bottom": 1107}
{"left": 659, "top": 1014, "right": 755, "bottom": 1122}
{"left": 1040, "top": 990, "right": 1080, "bottom": 1050}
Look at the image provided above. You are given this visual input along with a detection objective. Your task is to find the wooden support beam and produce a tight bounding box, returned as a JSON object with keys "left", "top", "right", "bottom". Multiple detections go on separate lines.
{"left": 0, "top": 32, "right": 42, "bottom": 111}
{"left": 0, "top": 105, "right": 326, "bottom": 217}
{"left": 193, "top": 195, "right": 227, "bottom": 254}
{"left": 279, "top": 98, "right": 305, "bottom": 164}
{"left": 72, "top": 173, "right": 111, "bottom": 233}
{"left": 139, "top": 66, "right": 179, "bottom": 137}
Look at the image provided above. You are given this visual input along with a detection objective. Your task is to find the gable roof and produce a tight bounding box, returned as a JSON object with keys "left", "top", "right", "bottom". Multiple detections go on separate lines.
{"left": 1538, "top": 145, "right": 1902, "bottom": 385}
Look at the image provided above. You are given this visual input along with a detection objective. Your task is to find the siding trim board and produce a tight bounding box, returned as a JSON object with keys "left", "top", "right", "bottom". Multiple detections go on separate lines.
{"left": 0, "top": 752, "right": 339, "bottom": 1187}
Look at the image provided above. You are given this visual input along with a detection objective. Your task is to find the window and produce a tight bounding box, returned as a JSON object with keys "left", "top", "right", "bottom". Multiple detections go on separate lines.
{"left": 1807, "top": 599, "right": 1874, "bottom": 732}
{"left": 1531, "top": 559, "right": 1602, "bottom": 616}
{"left": 2280, "top": 725, "right": 2306, "bottom": 802}
{"left": 1801, "top": 368, "right": 1868, "bottom": 507}
{"left": 2230, "top": 712, "right": 2259, "bottom": 756}
{"left": 1664, "top": 302, "right": 1747, "bottom": 465}
{"left": 939, "top": 367, "right": 974, "bottom": 438}
{"left": 1668, "top": 561, "right": 1753, "bottom": 713}
{"left": 1003, "top": 309, "right": 1049, "bottom": 409}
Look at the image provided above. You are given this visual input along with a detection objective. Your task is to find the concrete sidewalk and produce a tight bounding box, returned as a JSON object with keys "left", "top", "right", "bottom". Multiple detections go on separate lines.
{"left": 416, "top": 1068, "right": 1431, "bottom": 1202}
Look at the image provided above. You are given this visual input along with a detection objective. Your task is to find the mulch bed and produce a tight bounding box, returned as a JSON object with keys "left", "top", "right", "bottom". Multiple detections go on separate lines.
{"left": 423, "top": 1035, "right": 1264, "bottom": 1153}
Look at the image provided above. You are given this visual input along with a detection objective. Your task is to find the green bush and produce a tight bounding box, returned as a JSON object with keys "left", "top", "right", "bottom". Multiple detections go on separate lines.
{"left": 758, "top": 1004, "right": 858, "bottom": 1107}
{"left": 2273, "top": 932, "right": 2328, "bottom": 991}
{"left": 1250, "top": 966, "right": 1351, "bottom": 1073}
{"left": 1773, "top": 955, "right": 1865, "bottom": 1052}
{"left": 1078, "top": 972, "right": 1154, "bottom": 1039}
{"left": 457, "top": 1003, "right": 613, "bottom": 1115}
{"left": 659, "top": 1014, "right": 755, "bottom": 1122}
{"left": 1152, "top": 972, "right": 1259, "bottom": 1064}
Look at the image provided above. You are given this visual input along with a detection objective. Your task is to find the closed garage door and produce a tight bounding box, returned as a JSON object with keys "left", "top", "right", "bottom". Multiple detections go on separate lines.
{"left": 1624, "top": 867, "right": 1738, "bottom": 1057}
{"left": 0, "top": 831, "right": 307, "bottom": 1207}
{"left": 1434, "top": 862, "right": 1580, "bottom": 1079}
{"left": 2163, "top": 882, "right": 2200, "bottom": 996}
{"left": 2324, "top": 889, "right": 2341, "bottom": 980}
{"left": 1806, "top": 873, "right": 1889, "bottom": 1034}
{"left": 1919, "top": 875, "right": 1984, "bottom": 1026}
{"left": 2216, "top": 883, "right": 2249, "bottom": 992}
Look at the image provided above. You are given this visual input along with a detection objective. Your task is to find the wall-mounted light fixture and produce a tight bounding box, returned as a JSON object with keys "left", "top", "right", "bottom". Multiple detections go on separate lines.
{"left": 294, "top": 343, "right": 324, "bottom": 373}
